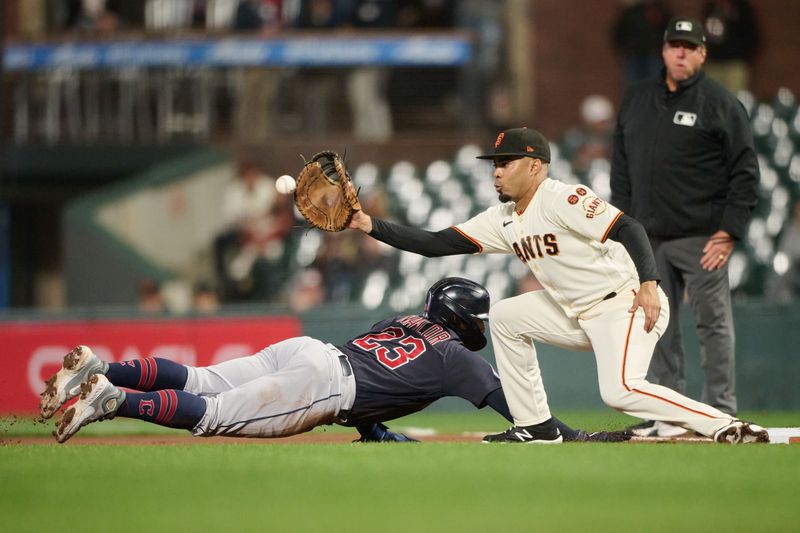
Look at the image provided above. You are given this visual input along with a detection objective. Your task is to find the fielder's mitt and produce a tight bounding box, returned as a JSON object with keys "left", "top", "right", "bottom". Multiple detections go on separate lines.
{"left": 295, "top": 151, "right": 361, "bottom": 232}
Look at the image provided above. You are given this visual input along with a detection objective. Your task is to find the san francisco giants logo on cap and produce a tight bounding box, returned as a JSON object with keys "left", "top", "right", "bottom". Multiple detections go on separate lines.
{"left": 495, "top": 132, "right": 505, "bottom": 148}
{"left": 526, "top": 146, "right": 535, "bottom": 153}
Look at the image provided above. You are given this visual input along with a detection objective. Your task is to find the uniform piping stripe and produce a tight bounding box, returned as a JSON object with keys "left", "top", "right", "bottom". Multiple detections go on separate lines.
{"left": 155, "top": 390, "right": 169, "bottom": 423}
{"left": 164, "top": 390, "right": 178, "bottom": 423}
{"left": 216, "top": 393, "right": 342, "bottom": 430}
{"left": 451, "top": 226, "right": 483, "bottom": 253}
{"left": 601, "top": 211, "right": 624, "bottom": 243}
{"left": 620, "top": 289, "right": 721, "bottom": 420}
{"left": 136, "top": 359, "right": 149, "bottom": 390}
{"left": 143, "top": 358, "right": 158, "bottom": 391}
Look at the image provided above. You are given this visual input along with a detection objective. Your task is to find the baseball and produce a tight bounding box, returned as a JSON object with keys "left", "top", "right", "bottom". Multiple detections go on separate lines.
{"left": 275, "top": 175, "right": 296, "bottom": 195}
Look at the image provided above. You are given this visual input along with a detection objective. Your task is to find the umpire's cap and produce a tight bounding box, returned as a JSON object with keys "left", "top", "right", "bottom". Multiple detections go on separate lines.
{"left": 476, "top": 127, "right": 551, "bottom": 163}
{"left": 663, "top": 16, "right": 706, "bottom": 46}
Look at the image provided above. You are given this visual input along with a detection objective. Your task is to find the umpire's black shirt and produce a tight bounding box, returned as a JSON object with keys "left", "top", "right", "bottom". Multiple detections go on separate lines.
{"left": 611, "top": 69, "right": 759, "bottom": 240}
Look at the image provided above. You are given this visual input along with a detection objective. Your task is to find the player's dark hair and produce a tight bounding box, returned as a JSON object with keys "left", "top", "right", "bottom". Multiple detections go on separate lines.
{"left": 423, "top": 277, "right": 490, "bottom": 351}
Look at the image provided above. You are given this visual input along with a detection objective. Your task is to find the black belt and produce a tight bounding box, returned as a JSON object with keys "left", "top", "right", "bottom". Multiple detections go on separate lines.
{"left": 338, "top": 354, "right": 353, "bottom": 377}
{"left": 603, "top": 291, "right": 617, "bottom": 301}
{"left": 334, "top": 351, "right": 353, "bottom": 422}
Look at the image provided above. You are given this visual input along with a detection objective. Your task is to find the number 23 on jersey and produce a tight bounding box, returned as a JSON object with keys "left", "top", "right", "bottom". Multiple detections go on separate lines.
{"left": 353, "top": 327, "right": 427, "bottom": 370}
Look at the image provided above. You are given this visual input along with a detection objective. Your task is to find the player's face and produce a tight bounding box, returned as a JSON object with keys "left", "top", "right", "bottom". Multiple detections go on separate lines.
{"left": 492, "top": 156, "right": 537, "bottom": 203}
{"left": 662, "top": 40, "right": 706, "bottom": 88}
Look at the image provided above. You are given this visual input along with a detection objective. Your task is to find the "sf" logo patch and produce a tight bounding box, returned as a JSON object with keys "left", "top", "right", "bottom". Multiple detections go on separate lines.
{"left": 494, "top": 132, "right": 505, "bottom": 148}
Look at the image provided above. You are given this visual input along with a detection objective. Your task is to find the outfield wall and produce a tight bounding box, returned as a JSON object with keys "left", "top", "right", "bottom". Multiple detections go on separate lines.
{"left": 0, "top": 301, "right": 797, "bottom": 414}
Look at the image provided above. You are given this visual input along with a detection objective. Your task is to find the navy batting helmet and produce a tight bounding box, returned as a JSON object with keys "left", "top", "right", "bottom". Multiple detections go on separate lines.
{"left": 423, "top": 277, "right": 490, "bottom": 351}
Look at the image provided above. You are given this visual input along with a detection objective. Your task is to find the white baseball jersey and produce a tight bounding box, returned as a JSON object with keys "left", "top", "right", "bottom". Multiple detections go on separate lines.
{"left": 455, "top": 178, "right": 637, "bottom": 317}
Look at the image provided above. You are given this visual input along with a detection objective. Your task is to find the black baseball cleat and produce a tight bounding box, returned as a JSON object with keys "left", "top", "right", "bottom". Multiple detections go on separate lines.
{"left": 482, "top": 424, "right": 563, "bottom": 444}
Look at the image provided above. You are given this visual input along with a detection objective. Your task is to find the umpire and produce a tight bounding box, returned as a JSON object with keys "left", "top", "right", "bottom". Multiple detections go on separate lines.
{"left": 610, "top": 16, "right": 759, "bottom": 428}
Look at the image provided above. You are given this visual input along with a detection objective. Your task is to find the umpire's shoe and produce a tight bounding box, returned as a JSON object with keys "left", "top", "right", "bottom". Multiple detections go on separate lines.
{"left": 483, "top": 420, "right": 563, "bottom": 444}
{"left": 40, "top": 345, "right": 108, "bottom": 419}
{"left": 55, "top": 374, "right": 125, "bottom": 444}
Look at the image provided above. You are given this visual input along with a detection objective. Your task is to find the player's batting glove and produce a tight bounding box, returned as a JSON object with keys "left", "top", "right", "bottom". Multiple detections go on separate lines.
{"left": 354, "top": 423, "right": 419, "bottom": 443}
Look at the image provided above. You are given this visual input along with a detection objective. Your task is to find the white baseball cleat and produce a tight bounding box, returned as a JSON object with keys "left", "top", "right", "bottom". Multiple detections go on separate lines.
{"left": 627, "top": 420, "right": 689, "bottom": 438}
{"left": 55, "top": 374, "right": 125, "bottom": 444}
{"left": 713, "top": 420, "right": 770, "bottom": 444}
{"left": 40, "top": 345, "right": 108, "bottom": 419}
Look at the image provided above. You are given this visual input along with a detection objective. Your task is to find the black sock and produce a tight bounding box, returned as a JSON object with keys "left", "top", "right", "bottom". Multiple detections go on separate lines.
{"left": 117, "top": 390, "right": 206, "bottom": 430}
{"left": 106, "top": 357, "right": 188, "bottom": 391}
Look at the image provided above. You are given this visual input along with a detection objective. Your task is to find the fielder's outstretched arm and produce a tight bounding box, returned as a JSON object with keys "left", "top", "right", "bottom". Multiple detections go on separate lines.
{"left": 349, "top": 211, "right": 479, "bottom": 257}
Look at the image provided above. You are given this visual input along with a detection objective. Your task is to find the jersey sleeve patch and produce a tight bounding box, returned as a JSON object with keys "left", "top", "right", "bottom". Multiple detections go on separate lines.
{"left": 581, "top": 196, "right": 607, "bottom": 219}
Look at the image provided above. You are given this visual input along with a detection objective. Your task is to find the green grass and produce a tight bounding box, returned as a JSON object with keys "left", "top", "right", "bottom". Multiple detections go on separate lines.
{"left": 2, "top": 411, "right": 799, "bottom": 533}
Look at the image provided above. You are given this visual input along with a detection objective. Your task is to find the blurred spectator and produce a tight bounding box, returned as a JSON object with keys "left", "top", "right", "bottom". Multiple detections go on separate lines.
{"left": 455, "top": 0, "right": 504, "bottom": 132}
{"left": 288, "top": 268, "right": 326, "bottom": 312}
{"left": 145, "top": 0, "right": 196, "bottom": 30}
{"left": 137, "top": 279, "right": 165, "bottom": 313}
{"left": 314, "top": 231, "right": 360, "bottom": 302}
{"left": 290, "top": 1, "right": 396, "bottom": 140}
{"left": 310, "top": 184, "right": 396, "bottom": 304}
{"left": 233, "top": 0, "right": 284, "bottom": 143}
{"left": 66, "top": 0, "right": 126, "bottom": 34}
{"left": 397, "top": 0, "right": 455, "bottom": 28}
{"left": 214, "top": 161, "right": 292, "bottom": 301}
{"left": 235, "top": 0, "right": 283, "bottom": 30}
{"left": 766, "top": 200, "right": 800, "bottom": 304}
{"left": 192, "top": 281, "right": 221, "bottom": 313}
{"left": 702, "top": 0, "right": 760, "bottom": 94}
{"left": 612, "top": 0, "right": 673, "bottom": 88}
{"left": 291, "top": 1, "right": 351, "bottom": 134}
{"left": 347, "top": 1, "right": 397, "bottom": 141}
{"left": 561, "top": 94, "right": 615, "bottom": 175}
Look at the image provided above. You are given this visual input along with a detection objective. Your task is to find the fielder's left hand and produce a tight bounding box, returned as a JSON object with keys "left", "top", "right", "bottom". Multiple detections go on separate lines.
{"left": 630, "top": 280, "right": 661, "bottom": 333}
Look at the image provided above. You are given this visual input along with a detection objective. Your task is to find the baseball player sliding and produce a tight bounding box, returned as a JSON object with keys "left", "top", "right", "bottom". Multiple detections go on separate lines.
{"left": 41, "top": 278, "right": 628, "bottom": 444}
{"left": 346, "top": 127, "right": 768, "bottom": 444}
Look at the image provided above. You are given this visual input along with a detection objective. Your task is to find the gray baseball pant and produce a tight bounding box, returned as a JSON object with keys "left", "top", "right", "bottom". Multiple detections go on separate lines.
{"left": 186, "top": 337, "right": 356, "bottom": 437}
{"left": 649, "top": 236, "right": 737, "bottom": 415}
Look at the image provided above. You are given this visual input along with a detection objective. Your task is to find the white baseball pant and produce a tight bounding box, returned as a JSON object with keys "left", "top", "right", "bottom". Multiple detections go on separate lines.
{"left": 489, "top": 285, "right": 735, "bottom": 437}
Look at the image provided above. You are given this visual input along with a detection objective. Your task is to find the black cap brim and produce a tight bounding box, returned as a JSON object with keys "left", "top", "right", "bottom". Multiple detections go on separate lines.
{"left": 476, "top": 152, "right": 544, "bottom": 160}
{"left": 665, "top": 36, "right": 705, "bottom": 46}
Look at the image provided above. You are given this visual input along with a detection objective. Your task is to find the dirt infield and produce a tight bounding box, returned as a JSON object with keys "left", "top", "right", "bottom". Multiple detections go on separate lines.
{"left": 0, "top": 432, "right": 483, "bottom": 446}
